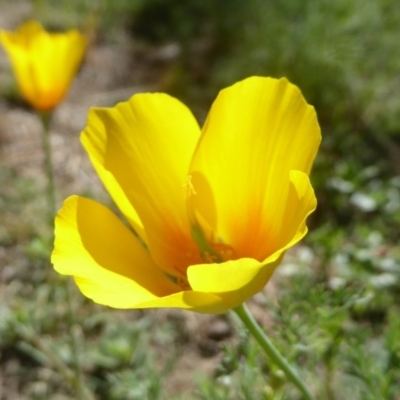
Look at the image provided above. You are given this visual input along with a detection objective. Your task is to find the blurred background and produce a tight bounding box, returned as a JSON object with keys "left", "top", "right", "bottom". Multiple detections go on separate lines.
{"left": 1, "top": 0, "right": 400, "bottom": 399}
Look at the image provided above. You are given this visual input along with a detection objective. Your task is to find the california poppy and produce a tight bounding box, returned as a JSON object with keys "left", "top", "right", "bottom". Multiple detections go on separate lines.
{"left": 52, "top": 77, "right": 321, "bottom": 314}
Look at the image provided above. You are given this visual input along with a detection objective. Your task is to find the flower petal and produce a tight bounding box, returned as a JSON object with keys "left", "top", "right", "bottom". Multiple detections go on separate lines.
{"left": 272, "top": 170, "right": 317, "bottom": 252}
{"left": 132, "top": 291, "right": 228, "bottom": 314}
{"left": 187, "top": 256, "right": 282, "bottom": 310}
{"left": 0, "top": 22, "right": 41, "bottom": 107}
{"left": 189, "top": 76, "right": 320, "bottom": 260}
{"left": 52, "top": 195, "right": 181, "bottom": 308}
{"left": 81, "top": 94, "right": 202, "bottom": 279}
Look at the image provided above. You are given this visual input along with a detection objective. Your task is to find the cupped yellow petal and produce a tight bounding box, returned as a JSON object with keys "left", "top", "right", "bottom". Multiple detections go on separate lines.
{"left": 0, "top": 22, "right": 40, "bottom": 107}
{"left": 32, "top": 29, "right": 86, "bottom": 110}
{"left": 52, "top": 195, "right": 181, "bottom": 309}
{"left": 0, "top": 21, "right": 86, "bottom": 111}
{"left": 132, "top": 291, "right": 228, "bottom": 314}
{"left": 189, "top": 76, "right": 321, "bottom": 261}
{"left": 272, "top": 170, "right": 317, "bottom": 253}
{"left": 187, "top": 256, "right": 282, "bottom": 310}
{"left": 81, "top": 94, "right": 202, "bottom": 280}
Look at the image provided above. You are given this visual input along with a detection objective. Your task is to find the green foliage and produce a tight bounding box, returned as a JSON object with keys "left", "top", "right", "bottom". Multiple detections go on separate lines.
{"left": 192, "top": 267, "right": 400, "bottom": 399}
{"left": 30, "top": 0, "right": 145, "bottom": 38}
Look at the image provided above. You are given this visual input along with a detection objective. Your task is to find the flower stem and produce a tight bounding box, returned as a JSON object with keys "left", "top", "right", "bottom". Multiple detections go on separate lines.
{"left": 40, "top": 111, "right": 56, "bottom": 220}
{"left": 39, "top": 112, "right": 92, "bottom": 399}
{"left": 233, "top": 303, "right": 315, "bottom": 400}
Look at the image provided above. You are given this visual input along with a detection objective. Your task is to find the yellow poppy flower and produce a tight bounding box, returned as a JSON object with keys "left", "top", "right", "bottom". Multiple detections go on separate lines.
{"left": 0, "top": 21, "right": 86, "bottom": 112}
{"left": 52, "top": 77, "right": 321, "bottom": 314}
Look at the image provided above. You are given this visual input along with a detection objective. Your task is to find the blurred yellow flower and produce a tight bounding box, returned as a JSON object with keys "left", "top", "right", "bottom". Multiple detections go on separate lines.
{"left": 52, "top": 77, "right": 321, "bottom": 314}
{"left": 0, "top": 21, "right": 86, "bottom": 111}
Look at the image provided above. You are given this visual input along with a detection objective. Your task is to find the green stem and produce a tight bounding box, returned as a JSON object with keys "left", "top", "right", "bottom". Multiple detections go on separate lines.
{"left": 40, "top": 111, "right": 56, "bottom": 220}
{"left": 233, "top": 303, "right": 315, "bottom": 400}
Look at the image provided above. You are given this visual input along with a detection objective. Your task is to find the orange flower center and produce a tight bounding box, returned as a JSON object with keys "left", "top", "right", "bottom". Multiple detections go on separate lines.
{"left": 171, "top": 175, "right": 236, "bottom": 289}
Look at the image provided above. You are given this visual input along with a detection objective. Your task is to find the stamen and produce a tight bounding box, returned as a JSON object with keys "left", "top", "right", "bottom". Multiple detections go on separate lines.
{"left": 184, "top": 176, "right": 235, "bottom": 264}
{"left": 212, "top": 242, "right": 235, "bottom": 261}
{"left": 191, "top": 223, "right": 223, "bottom": 264}
{"left": 183, "top": 175, "right": 197, "bottom": 197}
{"left": 177, "top": 276, "right": 191, "bottom": 290}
